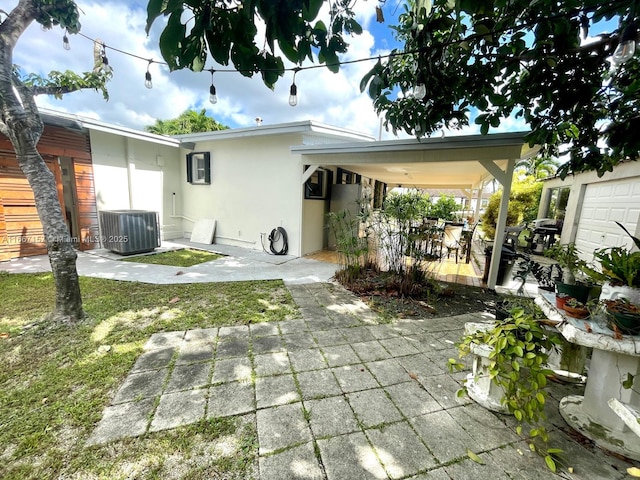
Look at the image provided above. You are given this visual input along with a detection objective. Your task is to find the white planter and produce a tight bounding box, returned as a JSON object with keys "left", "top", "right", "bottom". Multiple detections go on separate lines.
{"left": 599, "top": 282, "right": 640, "bottom": 303}
{"left": 466, "top": 341, "right": 510, "bottom": 413}
{"left": 464, "top": 322, "right": 510, "bottom": 414}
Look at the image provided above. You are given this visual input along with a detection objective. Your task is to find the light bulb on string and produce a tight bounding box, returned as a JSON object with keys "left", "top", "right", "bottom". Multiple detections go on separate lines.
{"left": 414, "top": 83, "right": 426, "bottom": 100}
{"left": 208, "top": 69, "right": 218, "bottom": 104}
{"left": 612, "top": 22, "right": 638, "bottom": 66}
{"left": 63, "top": 30, "right": 71, "bottom": 51}
{"left": 289, "top": 68, "right": 301, "bottom": 107}
{"left": 100, "top": 43, "right": 113, "bottom": 74}
{"left": 144, "top": 61, "right": 153, "bottom": 89}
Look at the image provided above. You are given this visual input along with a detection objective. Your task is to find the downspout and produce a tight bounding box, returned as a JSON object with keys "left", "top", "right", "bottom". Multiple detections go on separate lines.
{"left": 125, "top": 138, "right": 135, "bottom": 208}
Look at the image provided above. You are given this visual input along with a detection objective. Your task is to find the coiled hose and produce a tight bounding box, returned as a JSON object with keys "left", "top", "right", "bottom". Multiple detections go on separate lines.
{"left": 262, "top": 227, "right": 288, "bottom": 255}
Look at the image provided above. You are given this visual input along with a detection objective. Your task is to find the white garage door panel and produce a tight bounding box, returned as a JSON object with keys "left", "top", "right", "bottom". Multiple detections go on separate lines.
{"left": 575, "top": 177, "right": 640, "bottom": 260}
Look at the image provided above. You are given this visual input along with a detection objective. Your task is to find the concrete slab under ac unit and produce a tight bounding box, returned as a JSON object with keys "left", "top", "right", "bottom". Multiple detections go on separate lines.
{"left": 190, "top": 219, "right": 216, "bottom": 244}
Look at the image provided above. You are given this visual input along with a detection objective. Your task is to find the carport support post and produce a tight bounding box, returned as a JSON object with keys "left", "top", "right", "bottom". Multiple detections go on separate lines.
{"left": 480, "top": 159, "right": 515, "bottom": 289}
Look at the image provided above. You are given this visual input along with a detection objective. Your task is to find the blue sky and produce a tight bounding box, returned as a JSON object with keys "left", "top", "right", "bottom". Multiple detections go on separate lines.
{"left": 12, "top": 1, "right": 406, "bottom": 139}
{"left": 11, "top": 1, "right": 621, "bottom": 139}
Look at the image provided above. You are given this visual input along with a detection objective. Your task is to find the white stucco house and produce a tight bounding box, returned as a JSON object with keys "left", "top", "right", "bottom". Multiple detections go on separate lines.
{"left": 537, "top": 160, "right": 640, "bottom": 258}
{"left": 1, "top": 109, "right": 541, "bottom": 287}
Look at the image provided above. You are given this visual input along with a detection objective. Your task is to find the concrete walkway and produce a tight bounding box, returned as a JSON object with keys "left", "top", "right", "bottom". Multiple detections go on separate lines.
{"left": 3, "top": 243, "right": 638, "bottom": 478}
{"left": 0, "top": 240, "right": 338, "bottom": 285}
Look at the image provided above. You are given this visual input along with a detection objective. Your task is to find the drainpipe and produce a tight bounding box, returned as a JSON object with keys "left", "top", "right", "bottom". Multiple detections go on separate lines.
{"left": 125, "top": 138, "right": 135, "bottom": 209}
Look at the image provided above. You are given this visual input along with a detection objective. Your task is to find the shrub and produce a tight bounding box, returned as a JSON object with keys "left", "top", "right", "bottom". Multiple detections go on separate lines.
{"left": 481, "top": 175, "right": 542, "bottom": 238}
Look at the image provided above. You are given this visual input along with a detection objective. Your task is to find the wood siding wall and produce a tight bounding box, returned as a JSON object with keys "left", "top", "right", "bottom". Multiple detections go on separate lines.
{"left": 0, "top": 124, "right": 98, "bottom": 261}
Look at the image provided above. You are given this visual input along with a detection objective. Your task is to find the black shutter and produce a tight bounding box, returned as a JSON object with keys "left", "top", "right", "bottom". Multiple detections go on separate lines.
{"left": 186, "top": 153, "right": 193, "bottom": 183}
{"left": 203, "top": 152, "right": 211, "bottom": 184}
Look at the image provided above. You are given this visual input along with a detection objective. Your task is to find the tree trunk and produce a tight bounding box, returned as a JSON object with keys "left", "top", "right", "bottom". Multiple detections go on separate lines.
{"left": 16, "top": 144, "right": 85, "bottom": 323}
{"left": 0, "top": 0, "right": 85, "bottom": 323}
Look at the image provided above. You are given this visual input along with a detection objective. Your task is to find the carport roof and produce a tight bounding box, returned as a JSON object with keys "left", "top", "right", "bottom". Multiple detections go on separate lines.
{"left": 291, "top": 131, "right": 538, "bottom": 188}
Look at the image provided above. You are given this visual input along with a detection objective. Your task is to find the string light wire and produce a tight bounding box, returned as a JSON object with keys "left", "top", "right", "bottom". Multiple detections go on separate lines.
{"left": 64, "top": 1, "right": 633, "bottom": 102}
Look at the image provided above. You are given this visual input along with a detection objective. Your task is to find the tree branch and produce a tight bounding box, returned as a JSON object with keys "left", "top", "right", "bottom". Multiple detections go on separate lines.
{"left": 31, "top": 85, "right": 80, "bottom": 97}
{"left": 0, "top": 0, "right": 36, "bottom": 49}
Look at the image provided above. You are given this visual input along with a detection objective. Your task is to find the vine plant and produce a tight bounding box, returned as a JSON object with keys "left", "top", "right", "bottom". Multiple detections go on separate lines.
{"left": 448, "top": 308, "right": 563, "bottom": 471}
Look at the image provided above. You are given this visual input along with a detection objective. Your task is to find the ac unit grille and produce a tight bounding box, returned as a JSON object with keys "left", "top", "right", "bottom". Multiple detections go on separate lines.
{"left": 99, "top": 210, "right": 161, "bottom": 255}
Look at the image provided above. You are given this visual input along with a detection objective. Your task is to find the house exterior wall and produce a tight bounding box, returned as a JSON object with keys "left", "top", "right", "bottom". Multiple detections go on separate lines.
{"left": 179, "top": 133, "right": 305, "bottom": 255}
{"left": 89, "top": 130, "right": 182, "bottom": 241}
{"left": 0, "top": 124, "right": 98, "bottom": 260}
{"left": 538, "top": 161, "right": 640, "bottom": 246}
{"left": 302, "top": 197, "right": 329, "bottom": 255}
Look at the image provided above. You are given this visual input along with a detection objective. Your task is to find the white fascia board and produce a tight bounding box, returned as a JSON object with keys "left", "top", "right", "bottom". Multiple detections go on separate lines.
{"left": 175, "top": 120, "right": 374, "bottom": 143}
{"left": 39, "top": 108, "right": 181, "bottom": 148}
{"left": 291, "top": 131, "right": 532, "bottom": 157}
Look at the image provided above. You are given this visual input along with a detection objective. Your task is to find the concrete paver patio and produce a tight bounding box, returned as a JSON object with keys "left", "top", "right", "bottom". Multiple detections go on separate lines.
{"left": 86, "top": 281, "right": 639, "bottom": 479}
{"left": 4, "top": 242, "right": 637, "bottom": 478}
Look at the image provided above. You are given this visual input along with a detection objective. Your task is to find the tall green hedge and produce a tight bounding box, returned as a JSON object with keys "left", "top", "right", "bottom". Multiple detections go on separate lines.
{"left": 481, "top": 175, "right": 543, "bottom": 239}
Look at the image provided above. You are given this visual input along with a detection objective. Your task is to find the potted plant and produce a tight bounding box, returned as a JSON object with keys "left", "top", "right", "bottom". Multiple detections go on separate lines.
{"left": 544, "top": 243, "right": 601, "bottom": 303}
{"left": 583, "top": 222, "right": 640, "bottom": 304}
{"left": 555, "top": 293, "right": 570, "bottom": 310}
{"left": 495, "top": 295, "right": 546, "bottom": 321}
{"left": 562, "top": 298, "right": 589, "bottom": 319}
{"left": 604, "top": 298, "right": 640, "bottom": 335}
{"left": 448, "top": 309, "right": 562, "bottom": 471}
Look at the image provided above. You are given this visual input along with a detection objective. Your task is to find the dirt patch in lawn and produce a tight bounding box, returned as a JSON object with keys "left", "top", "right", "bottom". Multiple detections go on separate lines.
{"left": 339, "top": 269, "right": 502, "bottom": 320}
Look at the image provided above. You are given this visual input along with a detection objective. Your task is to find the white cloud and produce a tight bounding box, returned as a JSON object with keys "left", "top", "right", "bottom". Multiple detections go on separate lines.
{"left": 11, "top": 0, "right": 523, "bottom": 141}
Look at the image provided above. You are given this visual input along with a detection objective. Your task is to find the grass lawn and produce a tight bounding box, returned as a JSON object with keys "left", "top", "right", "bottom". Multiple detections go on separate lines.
{"left": 122, "top": 248, "right": 223, "bottom": 267}
{"left": 0, "top": 272, "right": 298, "bottom": 480}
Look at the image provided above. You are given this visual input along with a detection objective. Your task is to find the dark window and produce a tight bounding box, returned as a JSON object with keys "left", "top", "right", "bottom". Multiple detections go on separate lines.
{"left": 305, "top": 168, "right": 331, "bottom": 199}
{"left": 373, "top": 180, "right": 387, "bottom": 208}
{"left": 186, "top": 152, "right": 211, "bottom": 184}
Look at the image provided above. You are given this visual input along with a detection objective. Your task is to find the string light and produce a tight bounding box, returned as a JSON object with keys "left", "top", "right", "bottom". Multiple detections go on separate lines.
{"left": 144, "top": 60, "right": 153, "bottom": 89}
{"left": 289, "top": 68, "right": 300, "bottom": 107}
{"left": 59, "top": 0, "right": 630, "bottom": 101}
{"left": 612, "top": 21, "right": 638, "bottom": 66}
{"left": 100, "top": 44, "right": 113, "bottom": 74}
{"left": 62, "top": 30, "right": 71, "bottom": 51}
{"left": 208, "top": 69, "right": 218, "bottom": 104}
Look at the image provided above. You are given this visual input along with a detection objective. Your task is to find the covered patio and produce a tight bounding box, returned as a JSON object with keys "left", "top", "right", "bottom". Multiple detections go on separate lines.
{"left": 294, "top": 132, "right": 539, "bottom": 289}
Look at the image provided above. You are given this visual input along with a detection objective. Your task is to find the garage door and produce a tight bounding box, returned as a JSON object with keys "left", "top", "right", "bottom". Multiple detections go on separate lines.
{"left": 574, "top": 177, "right": 640, "bottom": 261}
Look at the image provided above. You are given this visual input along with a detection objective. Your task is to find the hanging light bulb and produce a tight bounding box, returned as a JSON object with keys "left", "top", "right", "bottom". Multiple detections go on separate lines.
{"left": 100, "top": 44, "right": 113, "bottom": 74}
{"left": 289, "top": 83, "right": 298, "bottom": 107}
{"left": 612, "top": 22, "right": 638, "bottom": 65}
{"left": 209, "top": 69, "right": 218, "bottom": 104}
{"left": 63, "top": 30, "right": 71, "bottom": 51}
{"left": 289, "top": 68, "right": 300, "bottom": 107}
{"left": 144, "top": 61, "right": 153, "bottom": 89}
{"left": 414, "top": 83, "right": 426, "bottom": 100}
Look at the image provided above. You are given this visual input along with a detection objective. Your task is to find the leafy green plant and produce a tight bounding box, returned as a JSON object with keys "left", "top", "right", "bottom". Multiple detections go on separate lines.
{"left": 544, "top": 243, "right": 590, "bottom": 285}
{"left": 496, "top": 296, "right": 546, "bottom": 320}
{"left": 449, "top": 309, "right": 562, "bottom": 471}
{"left": 428, "top": 194, "right": 458, "bottom": 220}
{"left": 327, "top": 197, "right": 374, "bottom": 284}
{"left": 583, "top": 222, "right": 640, "bottom": 288}
{"left": 481, "top": 175, "right": 543, "bottom": 238}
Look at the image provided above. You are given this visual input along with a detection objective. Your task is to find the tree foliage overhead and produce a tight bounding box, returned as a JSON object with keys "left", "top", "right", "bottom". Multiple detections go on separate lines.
{"left": 361, "top": 0, "right": 640, "bottom": 178}
{"left": 145, "top": 109, "right": 228, "bottom": 135}
{"left": 145, "top": 0, "right": 362, "bottom": 88}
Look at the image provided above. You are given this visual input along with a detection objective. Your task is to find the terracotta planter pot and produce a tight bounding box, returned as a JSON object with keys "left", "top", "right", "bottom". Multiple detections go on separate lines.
{"left": 563, "top": 304, "right": 589, "bottom": 319}
{"left": 555, "top": 294, "right": 570, "bottom": 310}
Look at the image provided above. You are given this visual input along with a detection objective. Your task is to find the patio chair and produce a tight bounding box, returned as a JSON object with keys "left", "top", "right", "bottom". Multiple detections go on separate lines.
{"left": 504, "top": 224, "right": 526, "bottom": 252}
{"left": 443, "top": 223, "right": 464, "bottom": 263}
